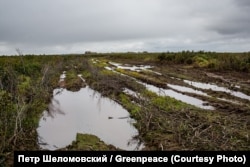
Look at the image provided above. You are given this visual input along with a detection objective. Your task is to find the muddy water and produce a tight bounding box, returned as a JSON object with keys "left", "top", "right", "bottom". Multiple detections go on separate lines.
{"left": 123, "top": 88, "right": 140, "bottom": 98}
{"left": 109, "top": 62, "right": 153, "bottom": 72}
{"left": 105, "top": 63, "right": 214, "bottom": 110}
{"left": 184, "top": 80, "right": 250, "bottom": 101}
{"left": 37, "top": 86, "right": 142, "bottom": 151}
{"left": 59, "top": 71, "right": 66, "bottom": 82}
{"left": 139, "top": 81, "right": 214, "bottom": 110}
{"left": 106, "top": 61, "right": 250, "bottom": 109}
{"left": 167, "top": 84, "right": 208, "bottom": 96}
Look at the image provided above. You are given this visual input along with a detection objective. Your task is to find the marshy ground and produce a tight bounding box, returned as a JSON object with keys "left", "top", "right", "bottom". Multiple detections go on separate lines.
{"left": 0, "top": 52, "right": 250, "bottom": 166}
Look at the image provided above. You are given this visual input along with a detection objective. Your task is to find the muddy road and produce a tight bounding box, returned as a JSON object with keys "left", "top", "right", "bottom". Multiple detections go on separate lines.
{"left": 38, "top": 56, "right": 250, "bottom": 151}
{"left": 1, "top": 53, "right": 250, "bottom": 166}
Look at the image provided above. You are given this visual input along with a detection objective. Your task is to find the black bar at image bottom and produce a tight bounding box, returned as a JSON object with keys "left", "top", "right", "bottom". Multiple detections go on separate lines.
{"left": 13, "top": 151, "right": 250, "bottom": 167}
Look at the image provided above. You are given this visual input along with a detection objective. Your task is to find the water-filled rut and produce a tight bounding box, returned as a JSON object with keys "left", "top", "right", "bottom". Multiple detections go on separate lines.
{"left": 37, "top": 84, "right": 141, "bottom": 150}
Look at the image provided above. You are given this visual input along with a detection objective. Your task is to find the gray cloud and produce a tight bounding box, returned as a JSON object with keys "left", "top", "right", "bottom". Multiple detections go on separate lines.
{"left": 207, "top": 0, "right": 250, "bottom": 36}
{"left": 0, "top": 0, "right": 168, "bottom": 44}
{"left": 234, "top": 0, "right": 250, "bottom": 7}
{"left": 0, "top": 0, "right": 250, "bottom": 55}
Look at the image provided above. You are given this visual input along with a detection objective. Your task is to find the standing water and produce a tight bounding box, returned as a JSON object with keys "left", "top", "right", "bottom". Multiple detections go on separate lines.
{"left": 37, "top": 86, "right": 142, "bottom": 150}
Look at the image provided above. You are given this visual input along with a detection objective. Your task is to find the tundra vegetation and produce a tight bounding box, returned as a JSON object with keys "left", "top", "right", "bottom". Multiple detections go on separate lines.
{"left": 0, "top": 51, "right": 250, "bottom": 166}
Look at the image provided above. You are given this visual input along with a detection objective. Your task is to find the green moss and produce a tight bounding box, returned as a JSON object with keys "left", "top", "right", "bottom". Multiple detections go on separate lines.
{"left": 65, "top": 69, "right": 83, "bottom": 91}
{"left": 91, "top": 58, "right": 108, "bottom": 68}
{"left": 140, "top": 89, "right": 192, "bottom": 111}
{"left": 100, "top": 69, "right": 115, "bottom": 76}
{"left": 66, "top": 133, "right": 118, "bottom": 150}
{"left": 119, "top": 93, "right": 141, "bottom": 117}
{"left": 82, "top": 70, "right": 91, "bottom": 79}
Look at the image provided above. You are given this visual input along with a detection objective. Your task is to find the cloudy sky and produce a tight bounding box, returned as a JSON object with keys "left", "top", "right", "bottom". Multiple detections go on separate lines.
{"left": 0, "top": 0, "right": 250, "bottom": 55}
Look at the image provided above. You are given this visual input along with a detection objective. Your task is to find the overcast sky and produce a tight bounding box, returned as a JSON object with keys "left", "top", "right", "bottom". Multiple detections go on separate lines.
{"left": 0, "top": 0, "right": 250, "bottom": 55}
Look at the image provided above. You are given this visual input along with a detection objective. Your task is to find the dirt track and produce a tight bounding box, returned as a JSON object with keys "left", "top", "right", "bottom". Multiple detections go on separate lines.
{"left": 87, "top": 58, "right": 250, "bottom": 150}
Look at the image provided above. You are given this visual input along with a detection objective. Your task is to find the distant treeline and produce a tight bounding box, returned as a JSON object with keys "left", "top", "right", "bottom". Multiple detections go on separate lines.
{"left": 156, "top": 51, "right": 250, "bottom": 72}
{"left": 1, "top": 51, "right": 250, "bottom": 72}
{"left": 92, "top": 51, "right": 250, "bottom": 72}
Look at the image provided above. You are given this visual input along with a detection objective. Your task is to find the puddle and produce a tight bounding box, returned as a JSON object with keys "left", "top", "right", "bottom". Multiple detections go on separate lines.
{"left": 91, "top": 59, "right": 99, "bottom": 64}
{"left": 235, "top": 85, "right": 241, "bottom": 89}
{"left": 217, "top": 98, "right": 242, "bottom": 105}
{"left": 170, "top": 77, "right": 182, "bottom": 81}
{"left": 103, "top": 62, "right": 247, "bottom": 110}
{"left": 122, "top": 88, "right": 136, "bottom": 97}
{"left": 104, "top": 65, "right": 214, "bottom": 110}
{"left": 37, "top": 86, "right": 142, "bottom": 151}
{"left": 184, "top": 80, "right": 250, "bottom": 101}
{"left": 123, "top": 88, "right": 139, "bottom": 98}
{"left": 140, "top": 81, "right": 214, "bottom": 110}
{"left": 104, "top": 66, "right": 114, "bottom": 71}
{"left": 123, "top": 85, "right": 212, "bottom": 109}
{"left": 145, "top": 69, "right": 162, "bottom": 76}
{"left": 167, "top": 84, "right": 208, "bottom": 96}
{"left": 59, "top": 71, "right": 66, "bottom": 82}
{"left": 59, "top": 71, "right": 66, "bottom": 88}
{"left": 109, "top": 62, "right": 153, "bottom": 72}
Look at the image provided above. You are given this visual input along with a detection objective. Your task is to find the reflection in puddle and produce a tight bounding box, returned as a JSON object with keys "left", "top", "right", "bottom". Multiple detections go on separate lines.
{"left": 104, "top": 61, "right": 248, "bottom": 110}
{"left": 140, "top": 81, "right": 214, "bottom": 110}
{"left": 104, "top": 66, "right": 114, "bottom": 71}
{"left": 59, "top": 71, "right": 66, "bottom": 82}
{"left": 37, "top": 87, "right": 142, "bottom": 150}
{"left": 184, "top": 80, "right": 250, "bottom": 101}
{"left": 123, "top": 88, "right": 140, "bottom": 98}
{"left": 105, "top": 65, "right": 214, "bottom": 110}
{"left": 145, "top": 69, "right": 162, "bottom": 76}
{"left": 217, "top": 98, "right": 241, "bottom": 105}
{"left": 109, "top": 62, "right": 153, "bottom": 72}
{"left": 167, "top": 84, "right": 208, "bottom": 96}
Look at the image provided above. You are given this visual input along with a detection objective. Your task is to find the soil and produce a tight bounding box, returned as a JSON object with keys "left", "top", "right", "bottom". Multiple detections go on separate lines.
{"left": 91, "top": 58, "right": 250, "bottom": 150}
{"left": 115, "top": 61, "right": 250, "bottom": 114}
{"left": 2, "top": 55, "right": 249, "bottom": 166}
